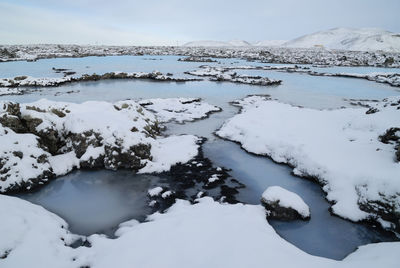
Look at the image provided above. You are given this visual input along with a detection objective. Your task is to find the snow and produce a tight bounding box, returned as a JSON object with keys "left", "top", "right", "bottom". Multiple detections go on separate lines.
{"left": 227, "top": 40, "right": 251, "bottom": 47}
{"left": 161, "top": 190, "right": 173, "bottom": 198}
{"left": 139, "top": 135, "right": 200, "bottom": 173}
{"left": 0, "top": 71, "right": 200, "bottom": 88}
{"left": 208, "top": 174, "right": 220, "bottom": 183}
{"left": 0, "top": 194, "right": 81, "bottom": 268}
{"left": 186, "top": 66, "right": 281, "bottom": 86}
{"left": 2, "top": 194, "right": 400, "bottom": 268}
{"left": 283, "top": 27, "right": 400, "bottom": 52}
{"left": 48, "top": 152, "right": 79, "bottom": 176}
{"left": 0, "top": 76, "right": 72, "bottom": 87}
{"left": 1, "top": 44, "right": 399, "bottom": 67}
{"left": 262, "top": 186, "right": 310, "bottom": 218}
{"left": 0, "top": 99, "right": 202, "bottom": 192}
{"left": 148, "top": 186, "right": 163, "bottom": 197}
{"left": 253, "top": 40, "right": 287, "bottom": 47}
{"left": 0, "top": 87, "right": 22, "bottom": 96}
{"left": 217, "top": 95, "right": 400, "bottom": 225}
{"left": 183, "top": 40, "right": 251, "bottom": 47}
{"left": 139, "top": 98, "right": 221, "bottom": 123}
{"left": 0, "top": 123, "right": 52, "bottom": 192}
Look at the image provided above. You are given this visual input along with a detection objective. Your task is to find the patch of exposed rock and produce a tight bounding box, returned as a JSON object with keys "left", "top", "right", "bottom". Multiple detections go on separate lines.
{"left": 379, "top": 127, "right": 400, "bottom": 162}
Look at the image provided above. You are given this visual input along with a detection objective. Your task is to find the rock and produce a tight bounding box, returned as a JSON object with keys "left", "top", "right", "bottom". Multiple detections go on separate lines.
{"left": 178, "top": 57, "right": 217, "bottom": 62}
{"left": 379, "top": 127, "right": 400, "bottom": 161}
{"left": 261, "top": 186, "right": 311, "bottom": 221}
{"left": 104, "top": 143, "right": 151, "bottom": 170}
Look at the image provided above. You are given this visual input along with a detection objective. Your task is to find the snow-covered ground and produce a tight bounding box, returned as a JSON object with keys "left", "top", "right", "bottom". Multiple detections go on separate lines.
{"left": 217, "top": 95, "right": 400, "bottom": 230}
{"left": 1, "top": 194, "right": 399, "bottom": 268}
{"left": 0, "top": 99, "right": 204, "bottom": 192}
{"left": 1, "top": 44, "right": 399, "bottom": 67}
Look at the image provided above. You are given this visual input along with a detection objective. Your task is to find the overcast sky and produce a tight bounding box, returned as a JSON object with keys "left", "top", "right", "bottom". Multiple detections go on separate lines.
{"left": 1, "top": 0, "right": 399, "bottom": 45}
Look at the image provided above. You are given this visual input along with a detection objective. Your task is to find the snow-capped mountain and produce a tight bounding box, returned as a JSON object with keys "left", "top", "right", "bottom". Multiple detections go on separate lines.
{"left": 283, "top": 28, "right": 400, "bottom": 52}
{"left": 182, "top": 28, "right": 400, "bottom": 52}
{"left": 182, "top": 40, "right": 251, "bottom": 47}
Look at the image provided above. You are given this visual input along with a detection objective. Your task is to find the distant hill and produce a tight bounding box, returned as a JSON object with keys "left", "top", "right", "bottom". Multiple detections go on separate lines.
{"left": 227, "top": 40, "right": 251, "bottom": 46}
{"left": 253, "top": 40, "right": 287, "bottom": 47}
{"left": 282, "top": 28, "right": 400, "bottom": 52}
{"left": 182, "top": 40, "right": 250, "bottom": 47}
{"left": 182, "top": 28, "right": 400, "bottom": 52}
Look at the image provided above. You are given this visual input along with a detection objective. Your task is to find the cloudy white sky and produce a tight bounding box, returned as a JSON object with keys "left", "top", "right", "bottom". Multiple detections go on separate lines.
{"left": 1, "top": 0, "right": 399, "bottom": 45}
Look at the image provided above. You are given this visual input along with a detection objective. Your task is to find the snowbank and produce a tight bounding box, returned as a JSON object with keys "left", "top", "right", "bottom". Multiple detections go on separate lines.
{"left": 261, "top": 186, "right": 311, "bottom": 220}
{"left": 217, "top": 96, "right": 400, "bottom": 230}
{"left": 0, "top": 194, "right": 81, "bottom": 268}
{"left": 1, "top": 194, "right": 399, "bottom": 268}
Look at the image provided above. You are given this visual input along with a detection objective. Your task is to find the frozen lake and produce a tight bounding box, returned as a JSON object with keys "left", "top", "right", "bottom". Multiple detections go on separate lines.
{"left": 2, "top": 55, "right": 399, "bottom": 260}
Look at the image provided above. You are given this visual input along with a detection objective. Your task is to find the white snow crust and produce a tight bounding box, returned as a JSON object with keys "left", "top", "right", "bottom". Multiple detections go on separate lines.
{"left": 1, "top": 195, "right": 400, "bottom": 268}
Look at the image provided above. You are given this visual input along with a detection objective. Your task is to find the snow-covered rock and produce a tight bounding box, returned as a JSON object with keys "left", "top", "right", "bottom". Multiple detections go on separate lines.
{"left": 138, "top": 135, "right": 200, "bottom": 174}
{"left": 139, "top": 98, "right": 221, "bottom": 123}
{"left": 148, "top": 186, "right": 163, "bottom": 197}
{"left": 1, "top": 44, "right": 399, "bottom": 67}
{"left": 186, "top": 66, "right": 282, "bottom": 86}
{"left": 0, "top": 71, "right": 201, "bottom": 88}
{"left": 261, "top": 186, "right": 311, "bottom": 220}
{"left": 0, "top": 87, "right": 23, "bottom": 96}
{"left": 178, "top": 56, "right": 217, "bottom": 62}
{"left": 217, "top": 95, "right": 400, "bottom": 231}
{"left": 0, "top": 99, "right": 200, "bottom": 192}
{"left": 2, "top": 194, "right": 400, "bottom": 268}
{"left": 283, "top": 27, "right": 400, "bottom": 52}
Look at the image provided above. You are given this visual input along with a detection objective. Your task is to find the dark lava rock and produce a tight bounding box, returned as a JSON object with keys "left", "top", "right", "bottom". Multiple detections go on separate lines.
{"left": 366, "top": 107, "right": 379, "bottom": 114}
{"left": 147, "top": 139, "right": 246, "bottom": 214}
{"left": 359, "top": 198, "right": 400, "bottom": 233}
{"left": 379, "top": 127, "right": 400, "bottom": 161}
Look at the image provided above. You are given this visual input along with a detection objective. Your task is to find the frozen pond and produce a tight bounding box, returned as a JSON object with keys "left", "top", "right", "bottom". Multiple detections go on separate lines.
{"left": 2, "top": 55, "right": 399, "bottom": 260}
{"left": 17, "top": 170, "right": 165, "bottom": 236}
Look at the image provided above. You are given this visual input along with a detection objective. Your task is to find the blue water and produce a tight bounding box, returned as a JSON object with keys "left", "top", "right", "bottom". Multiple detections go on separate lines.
{"left": 18, "top": 170, "right": 163, "bottom": 236}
